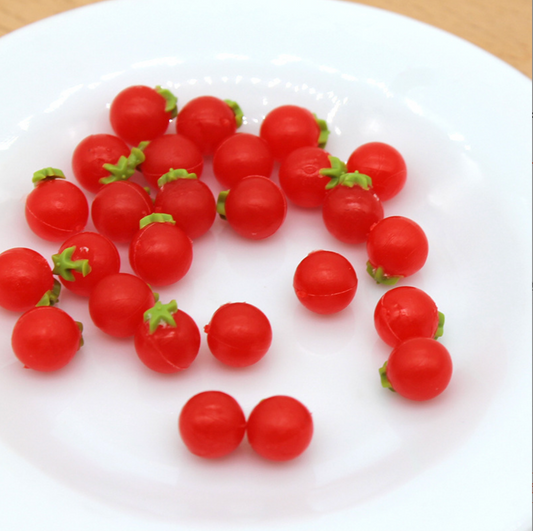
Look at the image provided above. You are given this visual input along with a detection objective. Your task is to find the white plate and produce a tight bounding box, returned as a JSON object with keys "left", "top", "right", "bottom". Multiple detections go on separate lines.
{"left": 0, "top": 0, "right": 531, "bottom": 529}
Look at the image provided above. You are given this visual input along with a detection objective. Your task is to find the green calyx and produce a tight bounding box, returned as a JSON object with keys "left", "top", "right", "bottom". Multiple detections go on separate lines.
{"left": 216, "top": 190, "right": 229, "bottom": 219}
{"left": 100, "top": 141, "right": 150, "bottom": 185}
{"left": 313, "top": 114, "right": 330, "bottom": 148}
{"left": 319, "top": 156, "right": 347, "bottom": 187}
{"left": 379, "top": 361, "right": 395, "bottom": 392}
{"left": 325, "top": 170, "right": 373, "bottom": 191}
{"left": 139, "top": 212, "right": 176, "bottom": 229}
{"left": 366, "top": 261, "right": 401, "bottom": 286}
{"left": 76, "top": 321, "right": 85, "bottom": 348}
{"left": 157, "top": 168, "right": 197, "bottom": 188}
{"left": 155, "top": 86, "right": 178, "bottom": 118}
{"left": 435, "top": 311, "right": 445, "bottom": 340}
{"left": 52, "top": 246, "right": 91, "bottom": 281}
{"left": 35, "top": 279, "right": 62, "bottom": 307}
{"left": 32, "top": 167, "right": 66, "bottom": 186}
{"left": 144, "top": 300, "right": 178, "bottom": 334}
{"left": 224, "top": 99, "right": 244, "bottom": 127}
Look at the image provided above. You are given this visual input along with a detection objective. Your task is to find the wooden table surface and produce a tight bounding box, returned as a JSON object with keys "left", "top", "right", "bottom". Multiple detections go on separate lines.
{"left": 0, "top": 0, "right": 531, "bottom": 78}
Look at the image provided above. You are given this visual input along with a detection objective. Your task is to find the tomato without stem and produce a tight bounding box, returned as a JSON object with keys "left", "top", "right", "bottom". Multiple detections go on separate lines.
{"left": 25, "top": 168, "right": 89, "bottom": 242}
{"left": 88, "top": 272, "right": 155, "bottom": 338}
{"left": 179, "top": 391, "right": 246, "bottom": 458}
{"left": 204, "top": 302, "right": 272, "bottom": 367}
{"left": 374, "top": 286, "right": 445, "bottom": 347}
{"left": 246, "top": 395, "right": 313, "bottom": 461}
{"left": 217, "top": 175, "right": 287, "bottom": 240}
{"left": 366, "top": 216, "right": 429, "bottom": 285}
{"left": 52, "top": 232, "right": 121, "bottom": 297}
{"left": 91, "top": 180, "right": 154, "bottom": 243}
{"left": 11, "top": 306, "right": 82, "bottom": 371}
{"left": 134, "top": 300, "right": 200, "bottom": 373}
{"left": 176, "top": 96, "right": 243, "bottom": 155}
{"left": 0, "top": 248, "right": 59, "bottom": 312}
{"left": 109, "top": 85, "right": 178, "bottom": 146}
{"left": 140, "top": 134, "right": 204, "bottom": 189}
{"left": 154, "top": 169, "right": 216, "bottom": 240}
{"left": 213, "top": 133, "right": 274, "bottom": 188}
{"left": 260, "top": 105, "right": 329, "bottom": 161}
{"left": 293, "top": 250, "right": 358, "bottom": 314}
{"left": 380, "top": 337, "right": 453, "bottom": 401}
{"left": 346, "top": 142, "right": 407, "bottom": 201}
{"left": 129, "top": 214, "right": 193, "bottom": 286}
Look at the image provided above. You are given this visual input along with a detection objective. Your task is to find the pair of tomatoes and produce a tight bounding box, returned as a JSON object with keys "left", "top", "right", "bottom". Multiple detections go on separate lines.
{"left": 179, "top": 392, "right": 313, "bottom": 462}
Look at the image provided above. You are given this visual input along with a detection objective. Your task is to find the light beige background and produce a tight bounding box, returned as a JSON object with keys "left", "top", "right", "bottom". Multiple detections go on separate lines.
{"left": 0, "top": 0, "right": 531, "bottom": 78}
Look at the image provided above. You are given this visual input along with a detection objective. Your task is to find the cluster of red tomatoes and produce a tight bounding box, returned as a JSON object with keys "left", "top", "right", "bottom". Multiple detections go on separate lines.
{"left": 0, "top": 84, "right": 453, "bottom": 461}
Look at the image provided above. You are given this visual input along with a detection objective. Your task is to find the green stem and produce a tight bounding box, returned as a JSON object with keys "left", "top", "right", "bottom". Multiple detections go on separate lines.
{"left": 52, "top": 246, "right": 91, "bottom": 281}
{"left": 379, "top": 361, "right": 396, "bottom": 392}
{"left": 100, "top": 141, "right": 150, "bottom": 185}
{"left": 217, "top": 190, "right": 229, "bottom": 219}
{"left": 325, "top": 170, "right": 373, "bottom": 191}
{"left": 435, "top": 311, "right": 445, "bottom": 339}
{"left": 139, "top": 213, "right": 176, "bottom": 229}
{"left": 313, "top": 114, "right": 330, "bottom": 148}
{"left": 32, "top": 168, "right": 66, "bottom": 186}
{"left": 144, "top": 300, "right": 178, "bottom": 334}
{"left": 366, "top": 261, "right": 401, "bottom": 286}
{"left": 319, "top": 156, "right": 347, "bottom": 188}
{"left": 224, "top": 99, "right": 244, "bottom": 127}
{"left": 155, "top": 86, "right": 178, "bottom": 118}
{"left": 157, "top": 168, "right": 197, "bottom": 188}
{"left": 35, "top": 279, "right": 62, "bottom": 307}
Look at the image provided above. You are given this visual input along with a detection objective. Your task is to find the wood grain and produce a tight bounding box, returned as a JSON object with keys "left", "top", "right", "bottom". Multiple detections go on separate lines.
{"left": 0, "top": 0, "right": 530, "bottom": 77}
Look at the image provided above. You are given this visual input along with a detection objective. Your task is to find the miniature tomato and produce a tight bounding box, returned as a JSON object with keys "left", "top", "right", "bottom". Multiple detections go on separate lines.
{"left": 293, "top": 250, "right": 358, "bottom": 314}
{"left": 134, "top": 300, "right": 200, "bottom": 373}
{"left": 213, "top": 133, "right": 274, "bottom": 188}
{"left": 204, "top": 302, "right": 272, "bottom": 367}
{"left": 11, "top": 306, "right": 83, "bottom": 371}
{"left": 154, "top": 169, "right": 216, "bottom": 240}
{"left": 217, "top": 175, "right": 287, "bottom": 240}
{"left": 0, "top": 248, "right": 60, "bottom": 312}
{"left": 379, "top": 337, "right": 453, "bottom": 401}
{"left": 140, "top": 134, "right": 204, "bottom": 189}
{"left": 178, "top": 391, "right": 246, "bottom": 459}
{"left": 176, "top": 96, "right": 243, "bottom": 155}
{"left": 322, "top": 171, "right": 384, "bottom": 244}
{"left": 278, "top": 147, "right": 347, "bottom": 208}
{"left": 259, "top": 105, "right": 329, "bottom": 161}
{"left": 129, "top": 214, "right": 193, "bottom": 286}
{"left": 346, "top": 142, "right": 407, "bottom": 201}
{"left": 25, "top": 168, "right": 89, "bottom": 242}
{"left": 71, "top": 134, "right": 147, "bottom": 193}
{"left": 52, "top": 232, "right": 121, "bottom": 297}
{"left": 91, "top": 180, "right": 154, "bottom": 243}
{"left": 246, "top": 395, "right": 313, "bottom": 461}
{"left": 109, "top": 85, "right": 178, "bottom": 145}
{"left": 366, "top": 216, "right": 429, "bottom": 285}
{"left": 374, "top": 286, "right": 445, "bottom": 347}
{"left": 88, "top": 272, "right": 155, "bottom": 338}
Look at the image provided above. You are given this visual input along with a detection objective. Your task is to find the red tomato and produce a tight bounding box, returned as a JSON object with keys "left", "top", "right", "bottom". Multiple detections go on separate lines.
{"left": 52, "top": 232, "right": 121, "bottom": 297}
{"left": 140, "top": 134, "right": 204, "bottom": 189}
{"left": 134, "top": 300, "right": 200, "bottom": 373}
{"left": 91, "top": 181, "right": 154, "bottom": 243}
{"left": 176, "top": 96, "right": 243, "bottom": 155}
{"left": 25, "top": 168, "right": 89, "bottom": 241}
{"left": 374, "top": 286, "right": 445, "bottom": 347}
{"left": 278, "top": 147, "right": 347, "bottom": 208}
{"left": 217, "top": 175, "right": 287, "bottom": 240}
{"left": 379, "top": 337, "right": 453, "bottom": 401}
{"left": 260, "top": 105, "right": 329, "bottom": 161}
{"left": 213, "top": 133, "right": 274, "bottom": 188}
{"left": 322, "top": 171, "right": 384, "bottom": 244}
{"left": 11, "top": 306, "right": 82, "bottom": 371}
{"left": 154, "top": 169, "right": 216, "bottom": 240}
{"left": 109, "top": 85, "right": 178, "bottom": 145}
{"left": 366, "top": 216, "right": 429, "bottom": 285}
{"left": 346, "top": 142, "right": 407, "bottom": 201}
{"left": 204, "top": 302, "right": 272, "bottom": 367}
{"left": 71, "top": 133, "right": 136, "bottom": 194}
{"left": 179, "top": 391, "right": 246, "bottom": 458}
{"left": 293, "top": 250, "right": 358, "bottom": 314}
{"left": 129, "top": 214, "right": 193, "bottom": 286}
{"left": 246, "top": 395, "right": 313, "bottom": 461}
{"left": 0, "top": 248, "right": 59, "bottom": 312}
{"left": 88, "top": 272, "right": 155, "bottom": 338}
